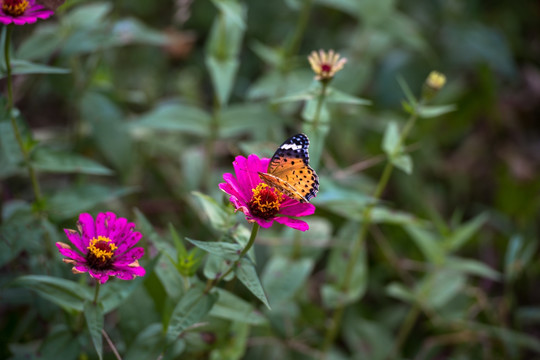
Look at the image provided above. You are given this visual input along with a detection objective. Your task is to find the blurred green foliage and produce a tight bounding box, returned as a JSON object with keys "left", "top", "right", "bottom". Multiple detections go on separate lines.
{"left": 1, "top": 0, "right": 539, "bottom": 359}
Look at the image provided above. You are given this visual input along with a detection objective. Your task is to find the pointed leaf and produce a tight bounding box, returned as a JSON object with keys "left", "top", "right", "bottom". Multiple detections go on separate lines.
{"left": 418, "top": 104, "right": 457, "bottom": 118}
{"left": 191, "top": 191, "right": 230, "bottom": 231}
{"left": 236, "top": 257, "right": 271, "bottom": 309}
{"left": 186, "top": 238, "right": 242, "bottom": 258}
{"left": 404, "top": 225, "right": 445, "bottom": 264}
{"left": 209, "top": 288, "right": 267, "bottom": 325}
{"left": 31, "top": 147, "right": 113, "bottom": 175}
{"left": 445, "top": 212, "right": 488, "bottom": 251}
{"left": 392, "top": 153, "right": 413, "bottom": 174}
{"left": 84, "top": 301, "right": 104, "bottom": 360}
{"left": 382, "top": 121, "right": 400, "bottom": 156}
{"left": 14, "top": 275, "right": 92, "bottom": 311}
{"left": 166, "top": 285, "right": 218, "bottom": 343}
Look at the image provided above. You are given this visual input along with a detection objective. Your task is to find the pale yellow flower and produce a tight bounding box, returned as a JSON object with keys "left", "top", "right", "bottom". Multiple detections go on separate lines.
{"left": 425, "top": 71, "right": 446, "bottom": 91}
{"left": 308, "top": 49, "right": 347, "bottom": 81}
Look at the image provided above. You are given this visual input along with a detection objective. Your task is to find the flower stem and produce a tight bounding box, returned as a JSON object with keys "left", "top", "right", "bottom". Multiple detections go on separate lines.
{"left": 320, "top": 103, "right": 421, "bottom": 358}
{"left": 312, "top": 81, "right": 329, "bottom": 131}
{"left": 204, "top": 222, "right": 260, "bottom": 293}
{"left": 4, "top": 24, "right": 43, "bottom": 205}
{"left": 93, "top": 282, "right": 101, "bottom": 305}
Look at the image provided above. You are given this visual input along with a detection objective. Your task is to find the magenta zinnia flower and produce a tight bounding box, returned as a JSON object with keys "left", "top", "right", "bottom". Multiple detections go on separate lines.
{"left": 56, "top": 212, "right": 146, "bottom": 284}
{"left": 219, "top": 154, "right": 316, "bottom": 231}
{"left": 0, "top": 0, "right": 54, "bottom": 25}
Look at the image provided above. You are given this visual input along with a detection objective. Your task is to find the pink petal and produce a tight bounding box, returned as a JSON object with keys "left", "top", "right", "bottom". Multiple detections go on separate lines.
{"left": 88, "top": 270, "right": 109, "bottom": 284}
{"left": 274, "top": 217, "right": 310, "bottom": 231}
{"left": 280, "top": 202, "right": 316, "bottom": 217}
{"left": 108, "top": 217, "right": 128, "bottom": 242}
{"left": 252, "top": 217, "right": 275, "bottom": 228}
{"left": 56, "top": 245, "right": 86, "bottom": 263}
{"left": 220, "top": 173, "right": 250, "bottom": 203}
{"left": 63, "top": 229, "right": 86, "bottom": 254}
{"left": 115, "top": 231, "right": 142, "bottom": 256}
{"left": 77, "top": 213, "right": 95, "bottom": 247}
{"left": 0, "top": 17, "right": 13, "bottom": 24}
{"left": 115, "top": 247, "right": 145, "bottom": 264}
{"left": 113, "top": 265, "right": 146, "bottom": 280}
{"left": 73, "top": 264, "right": 90, "bottom": 273}
{"left": 95, "top": 212, "right": 116, "bottom": 237}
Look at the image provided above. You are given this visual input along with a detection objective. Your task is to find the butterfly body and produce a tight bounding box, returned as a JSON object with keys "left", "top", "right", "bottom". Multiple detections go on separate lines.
{"left": 258, "top": 134, "right": 319, "bottom": 203}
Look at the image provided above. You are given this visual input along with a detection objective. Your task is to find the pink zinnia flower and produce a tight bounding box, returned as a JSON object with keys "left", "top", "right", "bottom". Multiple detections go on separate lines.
{"left": 56, "top": 212, "right": 146, "bottom": 284}
{"left": 0, "top": 0, "right": 54, "bottom": 25}
{"left": 219, "top": 154, "right": 316, "bottom": 231}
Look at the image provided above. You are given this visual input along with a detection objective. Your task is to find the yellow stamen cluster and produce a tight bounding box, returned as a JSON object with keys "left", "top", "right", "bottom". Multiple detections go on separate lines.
{"left": 2, "top": 0, "right": 29, "bottom": 16}
{"left": 87, "top": 236, "right": 117, "bottom": 262}
{"left": 425, "top": 71, "right": 447, "bottom": 91}
{"left": 248, "top": 183, "right": 283, "bottom": 219}
{"left": 308, "top": 49, "right": 347, "bottom": 81}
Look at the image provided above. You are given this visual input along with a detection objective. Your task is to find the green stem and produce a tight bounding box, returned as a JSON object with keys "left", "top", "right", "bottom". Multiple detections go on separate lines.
{"left": 4, "top": 24, "right": 43, "bottom": 204}
{"left": 391, "top": 304, "right": 421, "bottom": 358}
{"left": 284, "top": 0, "right": 313, "bottom": 62}
{"left": 93, "top": 282, "right": 101, "bottom": 305}
{"left": 320, "top": 103, "right": 422, "bottom": 358}
{"left": 312, "top": 81, "right": 329, "bottom": 131}
{"left": 204, "top": 223, "right": 260, "bottom": 293}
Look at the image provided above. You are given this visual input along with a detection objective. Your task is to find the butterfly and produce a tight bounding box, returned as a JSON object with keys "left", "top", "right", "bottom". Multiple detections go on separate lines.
{"left": 258, "top": 133, "right": 319, "bottom": 203}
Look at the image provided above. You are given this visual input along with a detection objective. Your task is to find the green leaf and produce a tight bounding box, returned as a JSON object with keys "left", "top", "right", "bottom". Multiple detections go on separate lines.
{"left": 417, "top": 104, "right": 457, "bottom": 118}
{"left": 272, "top": 89, "right": 316, "bottom": 104}
{"left": 14, "top": 275, "right": 92, "bottom": 311}
{"left": 130, "top": 103, "right": 210, "bottom": 136}
{"left": 462, "top": 321, "right": 540, "bottom": 353}
{"left": 0, "top": 119, "right": 24, "bottom": 169}
{"left": 397, "top": 75, "right": 417, "bottom": 107}
{"left": 209, "top": 288, "right": 267, "bottom": 325}
{"left": 370, "top": 206, "right": 423, "bottom": 225}
{"left": 186, "top": 238, "right": 242, "bottom": 258}
{"left": 262, "top": 256, "right": 314, "bottom": 306}
{"left": 38, "top": 325, "right": 81, "bottom": 360}
{"left": 205, "top": 0, "right": 246, "bottom": 106}
{"left": 100, "top": 256, "right": 158, "bottom": 313}
{"left": 325, "top": 87, "right": 371, "bottom": 105}
{"left": 0, "top": 210, "right": 42, "bottom": 266}
{"left": 204, "top": 253, "right": 235, "bottom": 282}
{"left": 45, "top": 184, "right": 137, "bottom": 220}
{"left": 0, "top": 59, "right": 70, "bottom": 78}
{"left": 302, "top": 97, "right": 330, "bottom": 123}
{"left": 80, "top": 91, "right": 134, "bottom": 174}
{"left": 392, "top": 153, "right": 413, "bottom": 174}
{"left": 445, "top": 212, "right": 488, "bottom": 251}
{"left": 209, "top": 321, "right": 250, "bottom": 360}
{"left": 109, "top": 18, "right": 168, "bottom": 47}
{"left": 446, "top": 256, "right": 501, "bottom": 281}
{"left": 84, "top": 301, "right": 104, "bottom": 360}
{"left": 382, "top": 121, "right": 400, "bottom": 156}
{"left": 17, "top": 24, "right": 63, "bottom": 61}
{"left": 418, "top": 269, "right": 465, "bottom": 309}
{"left": 155, "top": 256, "right": 186, "bottom": 302}
{"left": 236, "top": 257, "right": 271, "bottom": 309}
{"left": 322, "top": 222, "right": 367, "bottom": 307}
{"left": 211, "top": 0, "right": 246, "bottom": 29}
{"left": 125, "top": 323, "right": 169, "bottom": 360}
{"left": 61, "top": 2, "right": 112, "bottom": 29}
{"left": 166, "top": 285, "right": 218, "bottom": 343}
{"left": 206, "top": 57, "right": 240, "bottom": 107}
{"left": 31, "top": 147, "right": 113, "bottom": 175}
{"left": 219, "top": 103, "right": 285, "bottom": 138}
{"left": 386, "top": 282, "right": 415, "bottom": 304}
{"left": 505, "top": 235, "right": 538, "bottom": 283}
{"left": 404, "top": 224, "right": 445, "bottom": 264}
{"left": 191, "top": 191, "right": 230, "bottom": 231}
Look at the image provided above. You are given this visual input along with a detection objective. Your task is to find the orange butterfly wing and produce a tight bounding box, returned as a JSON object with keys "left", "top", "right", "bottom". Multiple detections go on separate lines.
{"left": 258, "top": 134, "right": 319, "bottom": 203}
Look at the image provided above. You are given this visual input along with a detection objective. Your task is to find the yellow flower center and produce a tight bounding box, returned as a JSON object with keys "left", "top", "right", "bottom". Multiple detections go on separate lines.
{"left": 86, "top": 236, "right": 117, "bottom": 270}
{"left": 2, "top": 0, "right": 29, "bottom": 16}
{"left": 248, "top": 183, "right": 283, "bottom": 219}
